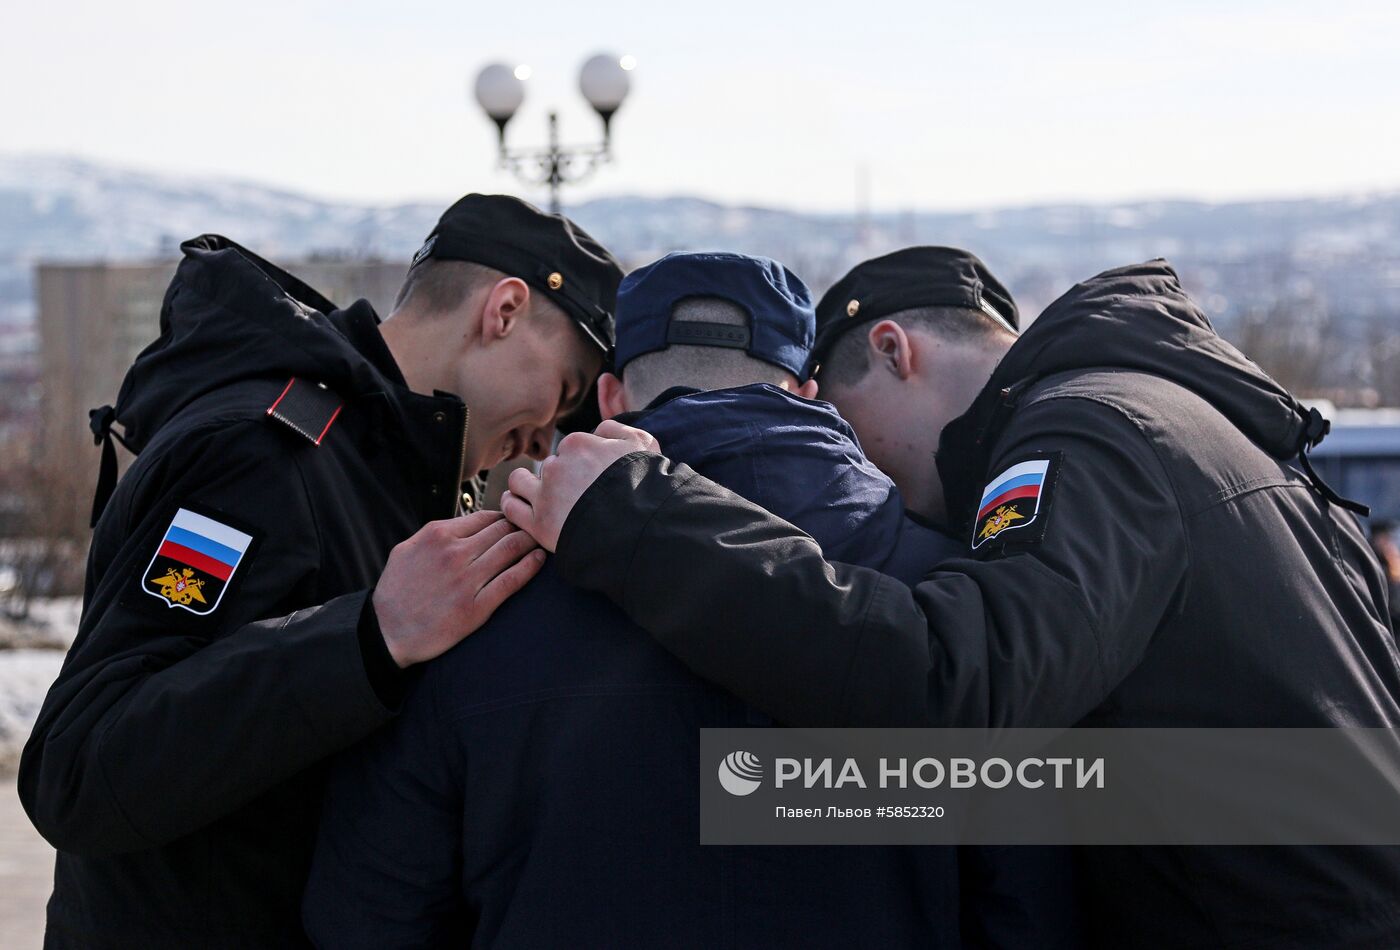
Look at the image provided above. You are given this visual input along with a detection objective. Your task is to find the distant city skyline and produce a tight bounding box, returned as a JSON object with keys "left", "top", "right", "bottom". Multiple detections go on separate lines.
{"left": 2, "top": 0, "right": 1398, "bottom": 212}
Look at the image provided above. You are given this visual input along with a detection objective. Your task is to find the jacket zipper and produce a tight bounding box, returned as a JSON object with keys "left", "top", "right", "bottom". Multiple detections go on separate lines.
{"left": 453, "top": 404, "right": 471, "bottom": 516}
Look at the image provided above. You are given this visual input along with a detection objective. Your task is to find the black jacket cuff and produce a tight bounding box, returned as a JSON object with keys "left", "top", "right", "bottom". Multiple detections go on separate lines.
{"left": 357, "top": 592, "right": 407, "bottom": 709}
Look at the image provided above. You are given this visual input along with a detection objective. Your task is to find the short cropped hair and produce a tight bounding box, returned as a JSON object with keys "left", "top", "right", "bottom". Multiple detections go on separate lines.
{"left": 391, "top": 260, "right": 501, "bottom": 316}
{"left": 818, "top": 305, "right": 1016, "bottom": 389}
{"left": 621, "top": 297, "right": 794, "bottom": 407}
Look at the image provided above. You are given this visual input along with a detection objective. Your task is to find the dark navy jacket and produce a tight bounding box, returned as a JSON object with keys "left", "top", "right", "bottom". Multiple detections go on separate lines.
{"left": 303, "top": 385, "right": 1076, "bottom": 948}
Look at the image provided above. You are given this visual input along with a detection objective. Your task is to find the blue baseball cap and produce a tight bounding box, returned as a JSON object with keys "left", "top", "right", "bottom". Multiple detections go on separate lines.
{"left": 614, "top": 252, "right": 816, "bottom": 378}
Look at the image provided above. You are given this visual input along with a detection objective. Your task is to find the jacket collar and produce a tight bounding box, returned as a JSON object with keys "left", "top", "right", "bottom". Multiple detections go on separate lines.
{"left": 936, "top": 369, "right": 1029, "bottom": 539}
{"left": 331, "top": 303, "right": 470, "bottom": 521}
{"left": 613, "top": 386, "right": 703, "bottom": 427}
{"left": 331, "top": 301, "right": 408, "bottom": 389}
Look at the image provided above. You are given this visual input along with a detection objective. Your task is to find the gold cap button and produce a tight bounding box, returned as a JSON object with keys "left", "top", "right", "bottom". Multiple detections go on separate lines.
{"left": 846, "top": 299, "right": 860, "bottom": 317}
{"left": 547, "top": 272, "right": 564, "bottom": 290}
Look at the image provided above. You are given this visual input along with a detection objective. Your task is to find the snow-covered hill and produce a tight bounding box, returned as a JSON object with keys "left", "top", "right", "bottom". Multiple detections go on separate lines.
{"left": 0, "top": 154, "right": 440, "bottom": 262}
{"left": 2, "top": 152, "right": 1399, "bottom": 327}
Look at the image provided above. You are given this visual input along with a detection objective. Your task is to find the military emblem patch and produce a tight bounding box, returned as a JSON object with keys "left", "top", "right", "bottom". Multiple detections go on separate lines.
{"left": 142, "top": 508, "right": 254, "bottom": 615}
{"left": 972, "top": 454, "right": 1060, "bottom": 550}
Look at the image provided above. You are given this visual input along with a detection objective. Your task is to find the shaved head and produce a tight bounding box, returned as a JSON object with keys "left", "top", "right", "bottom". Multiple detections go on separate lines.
{"left": 621, "top": 297, "right": 795, "bottom": 407}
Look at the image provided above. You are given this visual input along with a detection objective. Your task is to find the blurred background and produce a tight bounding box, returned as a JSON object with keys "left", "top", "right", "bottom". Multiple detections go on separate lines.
{"left": 1, "top": 0, "right": 1398, "bottom": 943}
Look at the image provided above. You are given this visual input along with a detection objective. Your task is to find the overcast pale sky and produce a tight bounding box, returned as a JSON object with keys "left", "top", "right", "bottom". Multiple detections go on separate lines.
{"left": 2, "top": 0, "right": 1397, "bottom": 212}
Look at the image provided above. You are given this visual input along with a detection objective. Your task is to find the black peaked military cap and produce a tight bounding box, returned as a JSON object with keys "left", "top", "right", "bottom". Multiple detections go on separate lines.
{"left": 408, "top": 194, "right": 624, "bottom": 354}
{"left": 810, "top": 246, "right": 1018, "bottom": 376}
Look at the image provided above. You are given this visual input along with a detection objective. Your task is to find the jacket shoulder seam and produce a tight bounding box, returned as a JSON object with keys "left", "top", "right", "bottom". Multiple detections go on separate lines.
{"left": 1187, "top": 477, "right": 1314, "bottom": 518}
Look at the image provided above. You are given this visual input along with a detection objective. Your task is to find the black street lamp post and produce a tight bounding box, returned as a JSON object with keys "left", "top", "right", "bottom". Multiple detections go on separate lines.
{"left": 473, "top": 54, "right": 634, "bottom": 214}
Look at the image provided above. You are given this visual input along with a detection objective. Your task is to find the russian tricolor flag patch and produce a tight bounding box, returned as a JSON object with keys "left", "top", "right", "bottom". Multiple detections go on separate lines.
{"left": 142, "top": 508, "right": 255, "bottom": 615}
{"left": 972, "top": 455, "right": 1059, "bottom": 549}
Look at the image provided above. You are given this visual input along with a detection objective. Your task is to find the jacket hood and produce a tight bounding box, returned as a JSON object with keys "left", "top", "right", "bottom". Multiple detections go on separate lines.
{"left": 110, "top": 235, "right": 399, "bottom": 452}
{"left": 635, "top": 384, "right": 957, "bottom": 576}
{"left": 940, "top": 259, "right": 1323, "bottom": 527}
{"left": 1002, "top": 259, "right": 1308, "bottom": 455}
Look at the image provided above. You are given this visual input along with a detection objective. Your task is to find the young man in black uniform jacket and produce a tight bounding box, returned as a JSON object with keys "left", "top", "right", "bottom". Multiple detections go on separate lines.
{"left": 20, "top": 195, "right": 622, "bottom": 948}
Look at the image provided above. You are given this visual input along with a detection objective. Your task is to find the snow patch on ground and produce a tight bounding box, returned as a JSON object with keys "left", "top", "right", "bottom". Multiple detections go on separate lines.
{"left": 0, "top": 651, "right": 63, "bottom": 775}
{"left": 0, "top": 598, "right": 81, "bottom": 650}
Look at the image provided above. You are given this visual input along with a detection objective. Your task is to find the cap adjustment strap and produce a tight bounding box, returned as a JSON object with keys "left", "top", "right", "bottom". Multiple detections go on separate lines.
{"left": 977, "top": 296, "right": 1017, "bottom": 333}
{"left": 666, "top": 321, "right": 750, "bottom": 350}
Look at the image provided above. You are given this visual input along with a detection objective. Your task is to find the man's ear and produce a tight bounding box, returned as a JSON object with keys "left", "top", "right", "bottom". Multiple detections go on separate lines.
{"left": 596, "top": 371, "right": 628, "bottom": 420}
{"left": 868, "top": 320, "right": 914, "bottom": 381}
{"left": 479, "top": 277, "right": 532, "bottom": 343}
{"left": 792, "top": 379, "right": 819, "bottom": 400}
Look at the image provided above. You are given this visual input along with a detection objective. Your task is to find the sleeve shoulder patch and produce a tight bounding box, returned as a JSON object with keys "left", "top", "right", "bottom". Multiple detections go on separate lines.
{"left": 971, "top": 452, "right": 1062, "bottom": 551}
{"left": 141, "top": 506, "right": 259, "bottom": 616}
{"left": 266, "top": 377, "right": 343, "bottom": 446}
